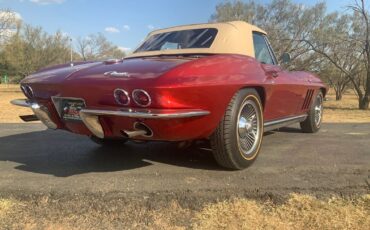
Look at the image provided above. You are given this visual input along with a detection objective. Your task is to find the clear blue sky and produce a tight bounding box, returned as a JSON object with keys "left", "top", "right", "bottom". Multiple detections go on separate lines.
{"left": 0, "top": 0, "right": 353, "bottom": 52}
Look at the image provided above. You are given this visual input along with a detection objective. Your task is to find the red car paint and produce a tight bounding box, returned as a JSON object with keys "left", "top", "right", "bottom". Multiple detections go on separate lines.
{"left": 20, "top": 54, "right": 327, "bottom": 141}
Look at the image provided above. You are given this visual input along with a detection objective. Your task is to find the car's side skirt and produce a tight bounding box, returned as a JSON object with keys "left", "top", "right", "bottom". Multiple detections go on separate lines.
{"left": 264, "top": 114, "right": 308, "bottom": 132}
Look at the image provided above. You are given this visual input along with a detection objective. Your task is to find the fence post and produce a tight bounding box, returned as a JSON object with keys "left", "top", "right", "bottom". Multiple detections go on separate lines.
{"left": 4, "top": 74, "right": 9, "bottom": 87}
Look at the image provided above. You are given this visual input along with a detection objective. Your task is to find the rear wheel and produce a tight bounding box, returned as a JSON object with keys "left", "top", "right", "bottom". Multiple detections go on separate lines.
{"left": 300, "top": 91, "right": 323, "bottom": 133}
{"left": 90, "top": 136, "right": 128, "bottom": 146}
{"left": 210, "top": 89, "right": 264, "bottom": 170}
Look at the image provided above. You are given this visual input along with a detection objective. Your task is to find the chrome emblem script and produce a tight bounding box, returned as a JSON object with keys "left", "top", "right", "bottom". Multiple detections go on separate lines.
{"left": 104, "top": 71, "right": 130, "bottom": 77}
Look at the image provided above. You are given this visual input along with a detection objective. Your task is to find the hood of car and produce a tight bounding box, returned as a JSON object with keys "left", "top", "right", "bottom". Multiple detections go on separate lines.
{"left": 22, "top": 58, "right": 190, "bottom": 84}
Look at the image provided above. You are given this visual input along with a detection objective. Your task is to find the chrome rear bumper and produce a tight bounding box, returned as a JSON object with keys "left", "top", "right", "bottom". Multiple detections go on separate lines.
{"left": 10, "top": 99, "right": 32, "bottom": 107}
{"left": 79, "top": 108, "right": 210, "bottom": 138}
{"left": 80, "top": 108, "right": 210, "bottom": 119}
{"left": 11, "top": 99, "right": 210, "bottom": 138}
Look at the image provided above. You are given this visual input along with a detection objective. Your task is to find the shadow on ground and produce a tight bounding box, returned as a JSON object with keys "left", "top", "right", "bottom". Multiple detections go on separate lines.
{"left": 0, "top": 125, "right": 306, "bottom": 177}
{"left": 0, "top": 129, "right": 218, "bottom": 177}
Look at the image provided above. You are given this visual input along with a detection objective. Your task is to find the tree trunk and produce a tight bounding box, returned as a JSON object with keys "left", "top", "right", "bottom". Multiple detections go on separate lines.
{"left": 359, "top": 95, "right": 370, "bottom": 110}
{"left": 335, "top": 90, "right": 342, "bottom": 101}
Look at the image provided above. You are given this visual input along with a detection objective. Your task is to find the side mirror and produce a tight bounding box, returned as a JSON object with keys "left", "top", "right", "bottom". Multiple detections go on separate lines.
{"left": 281, "top": 52, "right": 291, "bottom": 64}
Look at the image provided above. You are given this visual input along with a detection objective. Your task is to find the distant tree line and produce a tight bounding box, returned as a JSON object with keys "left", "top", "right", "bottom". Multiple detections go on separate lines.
{"left": 211, "top": 0, "right": 370, "bottom": 110}
{"left": 0, "top": 9, "right": 125, "bottom": 83}
{"left": 1, "top": 0, "right": 369, "bottom": 110}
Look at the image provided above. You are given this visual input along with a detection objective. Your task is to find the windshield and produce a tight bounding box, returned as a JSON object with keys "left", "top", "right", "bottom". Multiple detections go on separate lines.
{"left": 134, "top": 28, "right": 218, "bottom": 53}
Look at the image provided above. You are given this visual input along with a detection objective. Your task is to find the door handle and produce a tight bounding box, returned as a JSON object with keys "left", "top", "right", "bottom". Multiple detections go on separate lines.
{"left": 270, "top": 71, "right": 279, "bottom": 78}
{"left": 262, "top": 64, "right": 280, "bottom": 78}
{"left": 265, "top": 69, "right": 279, "bottom": 78}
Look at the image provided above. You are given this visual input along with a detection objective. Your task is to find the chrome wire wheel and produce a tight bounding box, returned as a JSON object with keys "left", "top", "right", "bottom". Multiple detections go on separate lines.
{"left": 314, "top": 94, "right": 323, "bottom": 127}
{"left": 236, "top": 98, "right": 261, "bottom": 159}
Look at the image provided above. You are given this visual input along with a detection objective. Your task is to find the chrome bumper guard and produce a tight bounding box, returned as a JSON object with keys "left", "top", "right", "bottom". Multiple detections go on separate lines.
{"left": 10, "top": 99, "right": 32, "bottom": 108}
{"left": 10, "top": 99, "right": 57, "bottom": 129}
{"left": 11, "top": 99, "right": 210, "bottom": 138}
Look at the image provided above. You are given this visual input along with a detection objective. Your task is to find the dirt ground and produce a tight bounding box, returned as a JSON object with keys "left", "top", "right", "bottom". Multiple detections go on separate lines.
{"left": 0, "top": 85, "right": 35, "bottom": 123}
{"left": 324, "top": 91, "right": 370, "bottom": 123}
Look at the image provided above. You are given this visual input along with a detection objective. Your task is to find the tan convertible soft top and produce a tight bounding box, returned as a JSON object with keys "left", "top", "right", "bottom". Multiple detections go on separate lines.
{"left": 126, "top": 21, "right": 266, "bottom": 58}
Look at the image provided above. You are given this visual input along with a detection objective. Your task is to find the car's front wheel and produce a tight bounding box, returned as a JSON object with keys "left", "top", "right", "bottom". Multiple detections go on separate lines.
{"left": 210, "top": 89, "right": 264, "bottom": 170}
{"left": 300, "top": 91, "right": 323, "bottom": 133}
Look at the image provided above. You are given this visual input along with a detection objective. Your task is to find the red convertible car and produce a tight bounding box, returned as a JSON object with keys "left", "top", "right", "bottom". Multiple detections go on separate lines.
{"left": 12, "top": 21, "right": 327, "bottom": 169}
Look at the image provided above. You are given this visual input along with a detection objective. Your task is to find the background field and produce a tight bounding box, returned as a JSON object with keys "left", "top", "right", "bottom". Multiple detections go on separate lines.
{"left": 1, "top": 84, "right": 369, "bottom": 123}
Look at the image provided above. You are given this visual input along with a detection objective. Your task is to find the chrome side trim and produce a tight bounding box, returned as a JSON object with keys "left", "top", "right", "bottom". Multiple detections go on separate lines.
{"left": 264, "top": 114, "right": 307, "bottom": 132}
{"left": 79, "top": 108, "right": 210, "bottom": 119}
{"left": 10, "top": 99, "right": 32, "bottom": 107}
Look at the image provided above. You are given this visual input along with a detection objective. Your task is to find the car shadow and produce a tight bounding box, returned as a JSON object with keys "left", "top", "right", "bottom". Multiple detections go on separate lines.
{"left": 272, "top": 126, "right": 304, "bottom": 133}
{"left": 0, "top": 126, "right": 303, "bottom": 177}
{"left": 0, "top": 129, "right": 221, "bottom": 177}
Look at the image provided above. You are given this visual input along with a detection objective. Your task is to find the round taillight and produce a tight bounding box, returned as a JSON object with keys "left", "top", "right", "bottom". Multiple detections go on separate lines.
{"left": 114, "top": 89, "right": 130, "bottom": 105}
{"left": 21, "top": 85, "right": 34, "bottom": 99}
{"left": 132, "top": 89, "right": 151, "bottom": 107}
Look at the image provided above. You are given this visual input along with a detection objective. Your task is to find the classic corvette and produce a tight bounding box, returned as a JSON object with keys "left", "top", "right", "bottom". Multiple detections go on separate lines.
{"left": 11, "top": 21, "right": 327, "bottom": 169}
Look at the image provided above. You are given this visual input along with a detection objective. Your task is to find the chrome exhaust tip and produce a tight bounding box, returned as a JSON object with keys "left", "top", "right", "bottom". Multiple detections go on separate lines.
{"left": 121, "top": 129, "right": 148, "bottom": 138}
{"left": 121, "top": 122, "right": 153, "bottom": 138}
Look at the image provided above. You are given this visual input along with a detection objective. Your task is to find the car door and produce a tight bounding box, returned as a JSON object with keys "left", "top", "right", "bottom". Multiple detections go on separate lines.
{"left": 252, "top": 32, "right": 304, "bottom": 121}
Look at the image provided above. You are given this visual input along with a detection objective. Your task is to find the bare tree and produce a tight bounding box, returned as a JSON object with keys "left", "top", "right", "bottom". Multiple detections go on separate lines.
{"left": 320, "top": 63, "right": 352, "bottom": 100}
{"left": 76, "top": 36, "right": 90, "bottom": 61}
{"left": 304, "top": 12, "right": 360, "bottom": 101}
{"left": 210, "top": 0, "right": 326, "bottom": 71}
{"left": 303, "top": 0, "right": 369, "bottom": 109}
{"left": 76, "top": 33, "right": 125, "bottom": 61}
{"left": 0, "top": 9, "right": 21, "bottom": 43}
{"left": 1, "top": 24, "right": 70, "bottom": 79}
{"left": 352, "top": 0, "right": 370, "bottom": 109}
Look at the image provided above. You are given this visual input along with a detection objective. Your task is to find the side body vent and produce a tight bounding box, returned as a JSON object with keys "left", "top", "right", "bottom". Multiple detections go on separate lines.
{"left": 302, "top": 89, "right": 314, "bottom": 110}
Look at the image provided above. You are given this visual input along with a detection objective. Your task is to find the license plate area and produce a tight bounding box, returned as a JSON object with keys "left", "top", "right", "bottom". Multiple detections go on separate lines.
{"left": 60, "top": 99, "right": 86, "bottom": 121}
